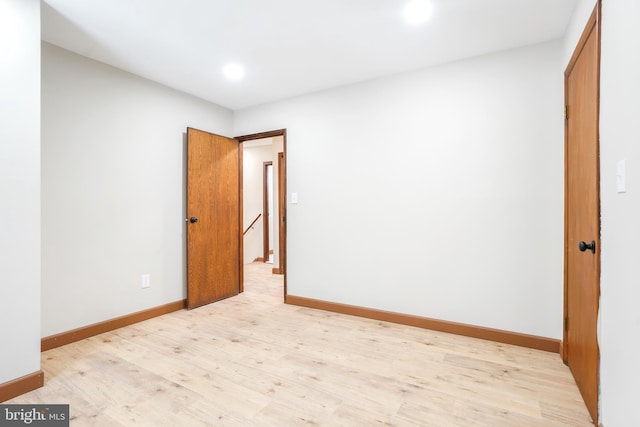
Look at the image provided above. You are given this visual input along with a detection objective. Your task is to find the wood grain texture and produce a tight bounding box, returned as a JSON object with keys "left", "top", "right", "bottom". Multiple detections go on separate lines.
{"left": 564, "top": 3, "right": 601, "bottom": 423}
{"left": 286, "top": 295, "right": 561, "bottom": 353}
{"left": 0, "top": 371, "right": 44, "bottom": 403}
{"left": 7, "top": 263, "right": 592, "bottom": 425}
{"left": 187, "top": 128, "right": 240, "bottom": 309}
{"left": 41, "top": 300, "right": 186, "bottom": 351}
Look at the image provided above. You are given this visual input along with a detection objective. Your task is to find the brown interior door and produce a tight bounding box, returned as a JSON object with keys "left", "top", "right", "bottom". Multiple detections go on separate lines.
{"left": 186, "top": 127, "right": 240, "bottom": 309}
{"left": 564, "top": 4, "right": 600, "bottom": 423}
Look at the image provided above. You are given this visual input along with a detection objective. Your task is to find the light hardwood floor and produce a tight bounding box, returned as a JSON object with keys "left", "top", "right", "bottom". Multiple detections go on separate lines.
{"left": 8, "top": 262, "right": 593, "bottom": 426}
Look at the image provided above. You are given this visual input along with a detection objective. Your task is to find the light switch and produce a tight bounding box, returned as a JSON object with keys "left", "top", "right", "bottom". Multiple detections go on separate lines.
{"left": 616, "top": 160, "right": 626, "bottom": 193}
{"left": 291, "top": 192, "right": 298, "bottom": 204}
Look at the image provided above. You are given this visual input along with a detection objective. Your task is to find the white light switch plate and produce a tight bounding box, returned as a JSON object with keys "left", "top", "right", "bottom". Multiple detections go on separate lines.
{"left": 291, "top": 192, "right": 298, "bottom": 204}
{"left": 616, "top": 160, "right": 626, "bottom": 193}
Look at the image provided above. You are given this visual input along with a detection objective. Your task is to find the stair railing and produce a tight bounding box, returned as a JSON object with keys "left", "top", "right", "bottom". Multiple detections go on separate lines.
{"left": 243, "top": 213, "right": 262, "bottom": 236}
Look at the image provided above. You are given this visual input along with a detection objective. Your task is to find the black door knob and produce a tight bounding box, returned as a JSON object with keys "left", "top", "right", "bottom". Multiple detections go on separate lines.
{"left": 189, "top": 217, "right": 199, "bottom": 223}
{"left": 579, "top": 240, "right": 596, "bottom": 253}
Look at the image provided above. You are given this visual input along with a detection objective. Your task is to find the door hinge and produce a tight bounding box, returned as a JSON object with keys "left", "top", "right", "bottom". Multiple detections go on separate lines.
{"left": 564, "top": 316, "right": 568, "bottom": 331}
{"left": 565, "top": 105, "right": 569, "bottom": 120}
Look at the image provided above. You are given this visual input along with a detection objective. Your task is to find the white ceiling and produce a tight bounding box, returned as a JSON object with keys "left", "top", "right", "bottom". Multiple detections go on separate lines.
{"left": 42, "top": 0, "right": 578, "bottom": 110}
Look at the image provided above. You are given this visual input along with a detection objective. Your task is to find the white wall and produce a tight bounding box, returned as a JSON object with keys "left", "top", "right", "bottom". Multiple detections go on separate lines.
{"left": 41, "top": 43, "right": 233, "bottom": 337}
{"left": 235, "top": 41, "right": 564, "bottom": 339}
{"left": 0, "top": 0, "right": 41, "bottom": 384}
{"left": 598, "top": 1, "right": 640, "bottom": 425}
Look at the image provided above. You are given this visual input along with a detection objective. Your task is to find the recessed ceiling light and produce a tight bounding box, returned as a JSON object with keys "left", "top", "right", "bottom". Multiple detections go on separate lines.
{"left": 404, "top": 0, "right": 433, "bottom": 25}
{"left": 223, "top": 64, "right": 245, "bottom": 80}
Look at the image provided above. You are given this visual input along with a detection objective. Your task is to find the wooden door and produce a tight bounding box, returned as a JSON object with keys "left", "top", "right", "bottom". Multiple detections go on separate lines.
{"left": 186, "top": 127, "right": 241, "bottom": 309}
{"left": 564, "top": 4, "right": 600, "bottom": 423}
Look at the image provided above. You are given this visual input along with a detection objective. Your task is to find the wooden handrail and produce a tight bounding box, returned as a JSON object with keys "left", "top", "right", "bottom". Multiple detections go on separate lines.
{"left": 243, "top": 213, "right": 262, "bottom": 236}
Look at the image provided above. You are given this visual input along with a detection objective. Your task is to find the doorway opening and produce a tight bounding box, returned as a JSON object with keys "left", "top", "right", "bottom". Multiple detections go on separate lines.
{"left": 263, "top": 161, "right": 274, "bottom": 264}
{"left": 237, "top": 129, "right": 287, "bottom": 299}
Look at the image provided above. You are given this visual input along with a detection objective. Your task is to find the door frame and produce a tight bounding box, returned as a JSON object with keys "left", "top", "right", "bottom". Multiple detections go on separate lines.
{"left": 563, "top": 1, "right": 601, "bottom": 422}
{"left": 276, "top": 152, "right": 286, "bottom": 277}
{"left": 236, "top": 129, "right": 288, "bottom": 299}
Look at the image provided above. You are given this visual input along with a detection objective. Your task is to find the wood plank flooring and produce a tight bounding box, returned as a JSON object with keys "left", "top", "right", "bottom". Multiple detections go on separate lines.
{"left": 8, "top": 262, "right": 593, "bottom": 426}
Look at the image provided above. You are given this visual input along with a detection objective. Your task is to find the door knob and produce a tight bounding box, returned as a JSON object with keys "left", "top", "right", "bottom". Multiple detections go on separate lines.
{"left": 189, "top": 217, "right": 199, "bottom": 223}
{"left": 578, "top": 240, "right": 596, "bottom": 253}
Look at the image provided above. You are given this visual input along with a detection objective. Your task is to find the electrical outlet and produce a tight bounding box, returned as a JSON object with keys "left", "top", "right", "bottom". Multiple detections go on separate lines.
{"left": 141, "top": 274, "right": 150, "bottom": 289}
